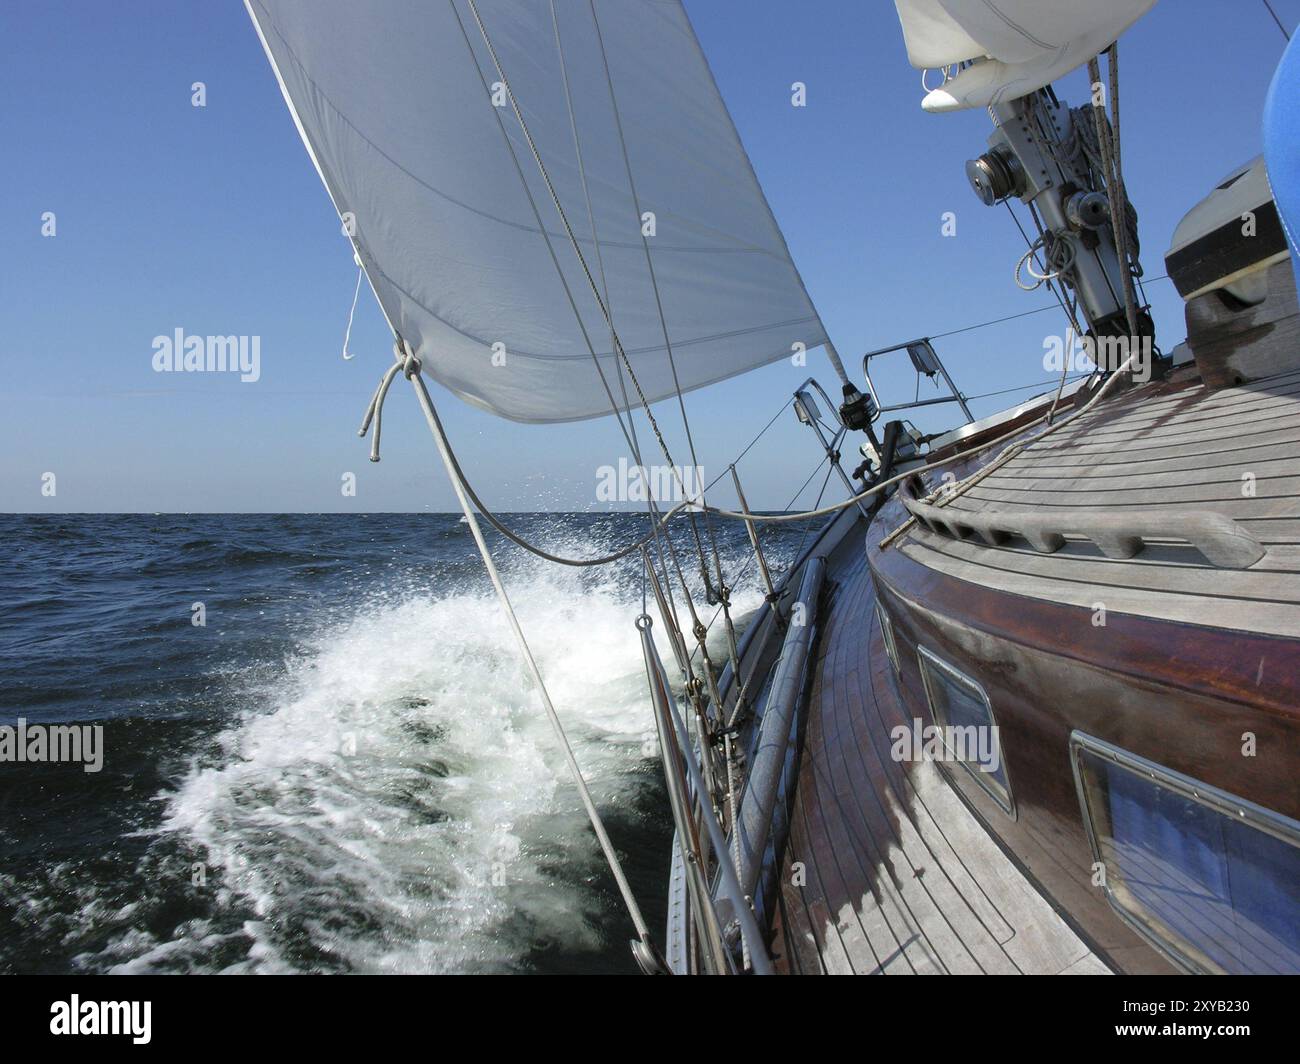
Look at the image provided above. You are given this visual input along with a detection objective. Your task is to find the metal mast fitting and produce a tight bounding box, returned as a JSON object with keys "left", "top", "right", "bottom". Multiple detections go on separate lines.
{"left": 965, "top": 81, "right": 1153, "bottom": 354}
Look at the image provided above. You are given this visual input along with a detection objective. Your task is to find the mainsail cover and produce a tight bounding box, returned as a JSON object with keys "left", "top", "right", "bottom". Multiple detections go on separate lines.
{"left": 894, "top": 0, "right": 1157, "bottom": 112}
{"left": 246, "top": 0, "right": 828, "bottom": 423}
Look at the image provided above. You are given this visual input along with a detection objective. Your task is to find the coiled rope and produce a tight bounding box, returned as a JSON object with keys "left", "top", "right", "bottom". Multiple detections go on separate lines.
{"left": 1015, "top": 230, "right": 1078, "bottom": 291}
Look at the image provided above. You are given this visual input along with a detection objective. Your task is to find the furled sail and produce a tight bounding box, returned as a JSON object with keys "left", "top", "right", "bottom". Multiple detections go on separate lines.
{"left": 246, "top": 0, "right": 828, "bottom": 423}
{"left": 894, "top": 0, "right": 1157, "bottom": 112}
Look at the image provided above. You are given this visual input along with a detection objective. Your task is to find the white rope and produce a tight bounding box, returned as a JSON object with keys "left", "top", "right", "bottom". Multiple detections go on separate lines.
{"left": 1015, "top": 232, "right": 1077, "bottom": 291}
{"left": 341, "top": 258, "right": 363, "bottom": 360}
{"left": 356, "top": 360, "right": 402, "bottom": 463}
{"left": 399, "top": 341, "right": 654, "bottom": 950}
{"left": 1045, "top": 324, "right": 1076, "bottom": 426}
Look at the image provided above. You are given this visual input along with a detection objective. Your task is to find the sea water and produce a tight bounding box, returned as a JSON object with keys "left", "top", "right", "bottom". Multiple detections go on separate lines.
{"left": 0, "top": 512, "right": 810, "bottom": 974}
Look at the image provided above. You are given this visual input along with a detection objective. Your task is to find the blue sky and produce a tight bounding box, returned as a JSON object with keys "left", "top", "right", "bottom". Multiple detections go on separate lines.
{"left": 2, "top": 0, "right": 1294, "bottom": 512}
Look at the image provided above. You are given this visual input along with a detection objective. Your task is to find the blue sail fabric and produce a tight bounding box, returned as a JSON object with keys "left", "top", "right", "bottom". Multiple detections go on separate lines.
{"left": 1265, "top": 31, "right": 1300, "bottom": 290}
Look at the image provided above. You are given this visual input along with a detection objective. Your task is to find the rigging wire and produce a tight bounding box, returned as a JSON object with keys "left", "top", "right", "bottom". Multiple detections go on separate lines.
{"left": 580, "top": 0, "right": 749, "bottom": 824}
{"left": 460, "top": 0, "right": 698, "bottom": 514}
{"left": 965, "top": 373, "right": 1089, "bottom": 403}
{"left": 453, "top": 0, "right": 686, "bottom": 640}
{"left": 547, "top": 0, "right": 666, "bottom": 621}
{"left": 686, "top": 452, "right": 826, "bottom": 665}
{"left": 703, "top": 396, "right": 793, "bottom": 492}
{"left": 585, "top": 0, "right": 719, "bottom": 599}
{"left": 444, "top": 0, "right": 646, "bottom": 475}
{"left": 403, "top": 347, "right": 655, "bottom": 955}
{"left": 782, "top": 463, "right": 837, "bottom": 586}
{"left": 929, "top": 302, "right": 1059, "bottom": 339}
{"left": 398, "top": 342, "right": 1136, "bottom": 580}
{"left": 466, "top": 3, "right": 743, "bottom": 837}
{"left": 1263, "top": 0, "right": 1292, "bottom": 41}
{"left": 464, "top": 0, "right": 724, "bottom": 663}
{"left": 928, "top": 274, "right": 1170, "bottom": 342}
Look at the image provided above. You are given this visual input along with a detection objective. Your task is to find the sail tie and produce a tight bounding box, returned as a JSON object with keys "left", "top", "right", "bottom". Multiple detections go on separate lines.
{"left": 341, "top": 256, "right": 363, "bottom": 361}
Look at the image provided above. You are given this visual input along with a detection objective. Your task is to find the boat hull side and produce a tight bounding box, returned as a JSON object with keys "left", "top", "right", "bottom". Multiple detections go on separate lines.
{"left": 867, "top": 494, "right": 1300, "bottom": 974}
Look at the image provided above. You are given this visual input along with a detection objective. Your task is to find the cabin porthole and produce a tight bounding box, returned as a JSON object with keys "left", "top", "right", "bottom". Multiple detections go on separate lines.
{"left": 915, "top": 647, "right": 1015, "bottom": 817}
{"left": 1070, "top": 731, "right": 1300, "bottom": 974}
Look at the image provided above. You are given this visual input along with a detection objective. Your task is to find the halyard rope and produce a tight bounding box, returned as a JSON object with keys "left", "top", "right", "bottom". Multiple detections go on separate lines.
{"left": 1089, "top": 46, "right": 1142, "bottom": 343}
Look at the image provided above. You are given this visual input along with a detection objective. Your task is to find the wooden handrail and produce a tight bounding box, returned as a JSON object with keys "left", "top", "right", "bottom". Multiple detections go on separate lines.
{"left": 901, "top": 487, "right": 1267, "bottom": 570}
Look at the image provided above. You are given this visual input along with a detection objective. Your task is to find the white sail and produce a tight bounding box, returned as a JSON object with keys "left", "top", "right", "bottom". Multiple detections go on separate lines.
{"left": 894, "top": 0, "right": 1157, "bottom": 112}
{"left": 246, "top": 0, "right": 827, "bottom": 423}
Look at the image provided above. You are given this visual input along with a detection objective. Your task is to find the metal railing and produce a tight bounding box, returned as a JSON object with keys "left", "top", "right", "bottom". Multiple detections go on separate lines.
{"left": 643, "top": 375, "right": 869, "bottom": 974}
{"left": 862, "top": 337, "right": 975, "bottom": 423}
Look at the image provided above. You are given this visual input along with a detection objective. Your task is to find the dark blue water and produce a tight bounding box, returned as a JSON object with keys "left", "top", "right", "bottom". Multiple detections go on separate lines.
{"left": 0, "top": 512, "right": 809, "bottom": 973}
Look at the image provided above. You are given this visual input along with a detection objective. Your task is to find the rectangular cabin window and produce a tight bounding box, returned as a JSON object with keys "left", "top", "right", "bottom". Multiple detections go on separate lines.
{"left": 916, "top": 647, "right": 1013, "bottom": 816}
{"left": 1071, "top": 733, "right": 1300, "bottom": 974}
{"left": 874, "top": 599, "right": 899, "bottom": 675}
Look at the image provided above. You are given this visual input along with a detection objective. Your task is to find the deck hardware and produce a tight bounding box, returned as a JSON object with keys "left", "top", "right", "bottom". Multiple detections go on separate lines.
{"left": 901, "top": 487, "right": 1268, "bottom": 570}
{"left": 794, "top": 378, "right": 873, "bottom": 518}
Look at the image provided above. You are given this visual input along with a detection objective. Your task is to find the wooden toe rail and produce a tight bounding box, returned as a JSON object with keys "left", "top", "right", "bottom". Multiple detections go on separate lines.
{"left": 901, "top": 489, "right": 1267, "bottom": 570}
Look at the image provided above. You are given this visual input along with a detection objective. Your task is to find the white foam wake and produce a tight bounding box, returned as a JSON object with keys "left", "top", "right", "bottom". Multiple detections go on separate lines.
{"left": 124, "top": 553, "right": 759, "bottom": 974}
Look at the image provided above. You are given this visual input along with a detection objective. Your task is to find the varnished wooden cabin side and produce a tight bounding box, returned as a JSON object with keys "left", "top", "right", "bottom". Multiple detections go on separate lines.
{"left": 863, "top": 373, "right": 1300, "bottom": 974}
